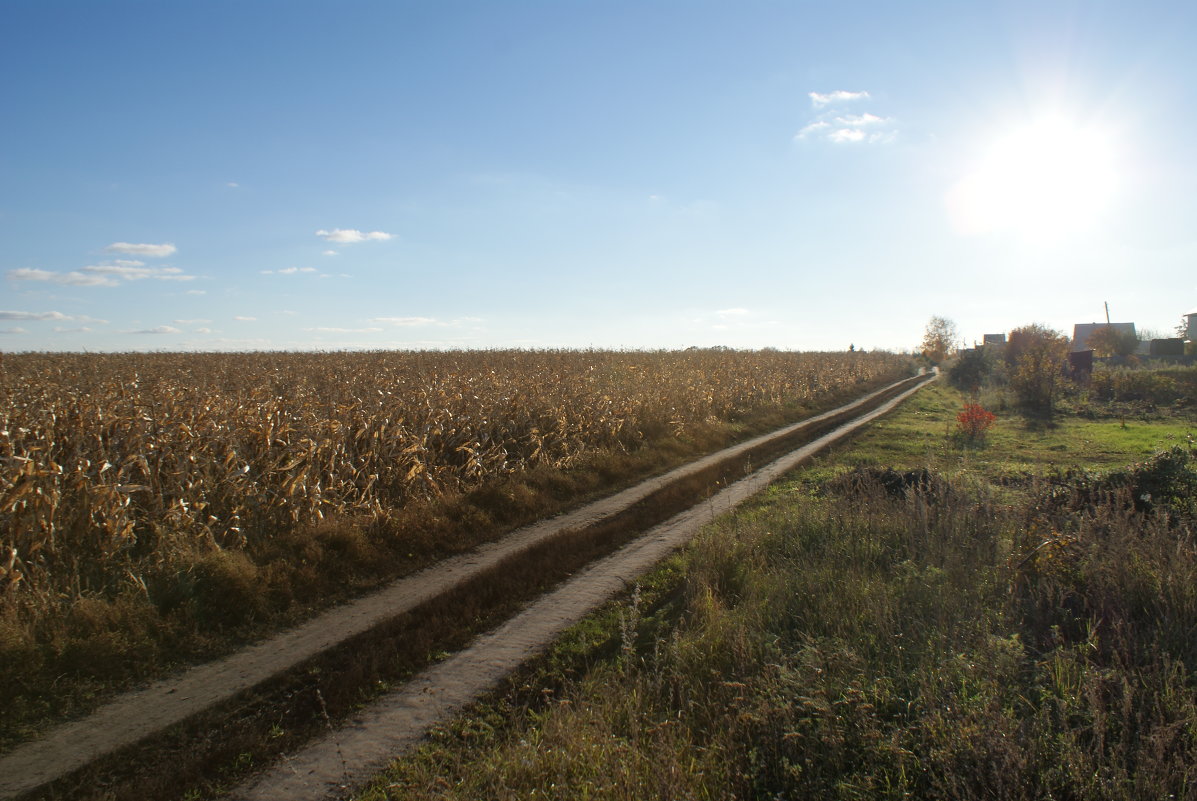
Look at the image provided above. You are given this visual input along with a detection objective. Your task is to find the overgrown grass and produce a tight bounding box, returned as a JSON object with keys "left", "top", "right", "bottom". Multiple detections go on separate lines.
{"left": 359, "top": 382, "right": 1197, "bottom": 800}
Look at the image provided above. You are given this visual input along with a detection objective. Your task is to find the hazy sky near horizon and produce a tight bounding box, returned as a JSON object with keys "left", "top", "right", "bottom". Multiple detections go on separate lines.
{"left": 3, "top": 0, "right": 1195, "bottom": 352}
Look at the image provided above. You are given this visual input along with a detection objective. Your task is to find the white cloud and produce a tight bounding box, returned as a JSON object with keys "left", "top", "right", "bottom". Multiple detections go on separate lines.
{"left": 233, "top": 316, "right": 257, "bottom": 321}
{"left": 82, "top": 264, "right": 187, "bottom": 280}
{"left": 105, "top": 242, "right": 177, "bottom": 258}
{"left": 796, "top": 91, "right": 897, "bottom": 146}
{"left": 195, "top": 327, "right": 212, "bottom": 334}
{"left": 809, "top": 90, "right": 870, "bottom": 108}
{"left": 186, "top": 289, "right": 207, "bottom": 295}
{"left": 304, "top": 326, "right": 384, "bottom": 333}
{"left": 316, "top": 228, "right": 393, "bottom": 243}
{"left": 835, "top": 113, "right": 888, "bottom": 126}
{"left": 828, "top": 128, "right": 867, "bottom": 143}
{"left": 322, "top": 250, "right": 339, "bottom": 256}
{"left": 7, "top": 267, "right": 118, "bottom": 286}
{"left": 174, "top": 318, "right": 212, "bottom": 324}
{"left": 261, "top": 266, "right": 318, "bottom": 275}
{"left": 0, "top": 327, "right": 27, "bottom": 335}
{"left": 0, "top": 310, "right": 71, "bottom": 321}
{"left": 795, "top": 121, "right": 831, "bottom": 139}
{"left": 127, "top": 325, "right": 182, "bottom": 335}
{"left": 226, "top": 182, "right": 240, "bottom": 188}
{"left": 370, "top": 316, "right": 437, "bottom": 327}
{"left": 54, "top": 326, "right": 92, "bottom": 333}
{"left": 9, "top": 263, "right": 193, "bottom": 286}
{"left": 715, "top": 308, "right": 751, "bottom": 319}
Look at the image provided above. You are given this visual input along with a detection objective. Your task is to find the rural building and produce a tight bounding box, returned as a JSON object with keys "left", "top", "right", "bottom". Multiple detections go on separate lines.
{"left": 982, "top": 333, "right": 1006, "bottom": 346}
{"left": 1185, "top": 310, "right": 1197, "bottom": 341}
{"left": 1149, "top": 338, "right": 1185, "bottom": 356}
{"left": 1067, "top": 349, "right": 1094, "bottom": 375}
{"left": 1071, "top": 322, "right": 1136, "bottom": 353}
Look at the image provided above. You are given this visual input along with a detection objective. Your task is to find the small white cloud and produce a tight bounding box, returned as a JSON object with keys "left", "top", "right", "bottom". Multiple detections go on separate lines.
{"left": 186, "top": 289, "right": 207, "bottom": 295}
{"left": 226, "top": 182, "right": 240, "bottom": 188}
{"left": 10, "top": 263, "right": 193, "bottom": 285}
{"left": 54, "top": 326, "right": 92, "bottom": 333}
{"left": 105, "top": 242, "right": 177, "bottom": 258}
{"left": 0, "top": 310, "right": 71, "bottom": 321}
{"left": 835, "top": 113, "right": 888, "bottom": 126}
{"left": 82, "top": 263, "right": 171, "bottom": 280}
{"left": 7, "top": 267, "right": 118, "bottom": 286}
{"left": 797, "top": 92, "right": 896, "bottom": 146}
{"left": 260, "top": 267, "right": 317, "bottom": 275}
{"left": 809, "top": 90, "right": 870, "bottom": 108}
{"left": 127, "top": 325, "right": 182, "bottom": 335}
{"left": 715, "top": 308, "right": 751, "bottom": 319}
{"left": 0, "top": 327, "right": 27, "bottom": 335}
{"left": 304, "top": 326, "right": 384, "bottom": 333}
{"left": 828, "top": 128, "right": 867, "bottom": 143}
{"left": 322, "top": 250, "right": 339, "bottom": 256}
{"left": 195, "top": 327, "right": 212, "bottom": 334}
{"left": 795, "top": 121, "right": 830, "bottom": 140}
{"left": 316, "top": 228, "right": 393, "bottom": 243}
{"left": 370, "top": 316, "right": 437, "bottom": 327}
{"left": 174, "top": 318, "right": 212, "bottom": 324}
{"left": 233, "top": 315, "right": 257, "bottom": 321}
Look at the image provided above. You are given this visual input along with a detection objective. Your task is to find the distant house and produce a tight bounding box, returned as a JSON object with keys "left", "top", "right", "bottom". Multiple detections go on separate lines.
{"left": 1150, "top": 338, "right": 1185, "bottom": 356}
{"left": 982, "top": 333, "right": 1006, "bottom": 346}
{"left": 1185, "top": 310, "right": 1197, "bottom": 341}
{"left": 1071, "top": 322, "right": 1136, "bottom": 353}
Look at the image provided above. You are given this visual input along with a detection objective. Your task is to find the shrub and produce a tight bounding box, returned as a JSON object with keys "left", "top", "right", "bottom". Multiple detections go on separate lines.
{"left": 1006, "top": 324, "right": 1070, "bottom": 414}
{"left": 947, "top": 347, "right": 995, "bottom": 393}
{"left": 956, "top": 403, "right": 996, "bottom": 442}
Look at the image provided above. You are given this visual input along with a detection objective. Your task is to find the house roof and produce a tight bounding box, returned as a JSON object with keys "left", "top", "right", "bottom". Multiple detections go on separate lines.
{"left": 1072, "top": 322, "right": 1136, "bottom": 353}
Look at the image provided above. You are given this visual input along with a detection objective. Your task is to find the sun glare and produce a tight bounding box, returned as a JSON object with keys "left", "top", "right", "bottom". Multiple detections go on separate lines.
{"left": 948, "top": 115, "right": 1118, "bottom": 241}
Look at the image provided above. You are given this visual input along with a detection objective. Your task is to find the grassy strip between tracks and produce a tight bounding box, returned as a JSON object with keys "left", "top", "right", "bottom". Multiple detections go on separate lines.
{"left": 358, "top": 381, "right": 1197, "bottom": 801}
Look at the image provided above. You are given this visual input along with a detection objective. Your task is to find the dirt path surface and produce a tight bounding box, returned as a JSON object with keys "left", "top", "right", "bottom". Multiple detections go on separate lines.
{"left": 0, "top": 373, "right": 928, "bottom": 801}
{"left": 231, "top": 376, "right": 933, "bottom": 801}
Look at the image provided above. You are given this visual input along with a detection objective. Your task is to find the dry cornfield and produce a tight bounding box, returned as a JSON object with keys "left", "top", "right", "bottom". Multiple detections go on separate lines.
{"left": 0, "top": 349, "right": 907, "bottom": 628}
{"left": 0, "top": 347, "right": 900, "bottom": 603}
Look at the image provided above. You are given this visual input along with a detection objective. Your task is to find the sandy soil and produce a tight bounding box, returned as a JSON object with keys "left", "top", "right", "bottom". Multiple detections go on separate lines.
{"left": 230, "top": 377, "right": 932, "bottom": 801}
{"left": 0, "top": 374, "right": 929, "bottom": 800}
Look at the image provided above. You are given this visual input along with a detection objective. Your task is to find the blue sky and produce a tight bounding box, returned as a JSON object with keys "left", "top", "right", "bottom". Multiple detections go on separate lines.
{"left": 2, "top": 0, "right": 1195, "bottom": 352}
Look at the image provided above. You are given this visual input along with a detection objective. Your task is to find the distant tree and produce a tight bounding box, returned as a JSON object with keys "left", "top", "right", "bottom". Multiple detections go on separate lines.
{"left": 947, "top": 347, "right": 995, "bottom": 394}
{"left": 920, "top": 316, "right": 959, "bottom": 364}
{"left": 1177, "top": 316, "right": 1194, "bottom": 340}
{"left": 1006, "top": 323, "right": 1070, "bottom": 413}
{"left": 1087, "top": 325, "right": 1139, "bottom": 358}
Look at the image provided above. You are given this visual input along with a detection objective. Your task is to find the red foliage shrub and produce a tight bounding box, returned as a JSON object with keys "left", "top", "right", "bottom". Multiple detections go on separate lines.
{"left": 956, "top": 403, "right": 997, "bottom": 441}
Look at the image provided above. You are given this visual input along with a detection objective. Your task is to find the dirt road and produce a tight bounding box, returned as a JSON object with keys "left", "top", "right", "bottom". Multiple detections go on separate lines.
{"left": 0, "top": 372, "right": 930, "bottom": 800}
{"left": 231, "top": 375, "right": 933, "bottom": 800}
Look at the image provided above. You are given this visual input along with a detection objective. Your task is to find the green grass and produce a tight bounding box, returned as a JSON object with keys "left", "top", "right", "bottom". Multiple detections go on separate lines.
{"left": 356, "top": 380, "right": 1197, "bottom": 801}
{"left": 831, "top": 380, "right": 1196, "bottom": 476}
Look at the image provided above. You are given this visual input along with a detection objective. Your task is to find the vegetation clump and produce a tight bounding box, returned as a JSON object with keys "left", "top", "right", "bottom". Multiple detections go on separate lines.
{"left": 955, "top": 402, "right": 996, "bottom": 443}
